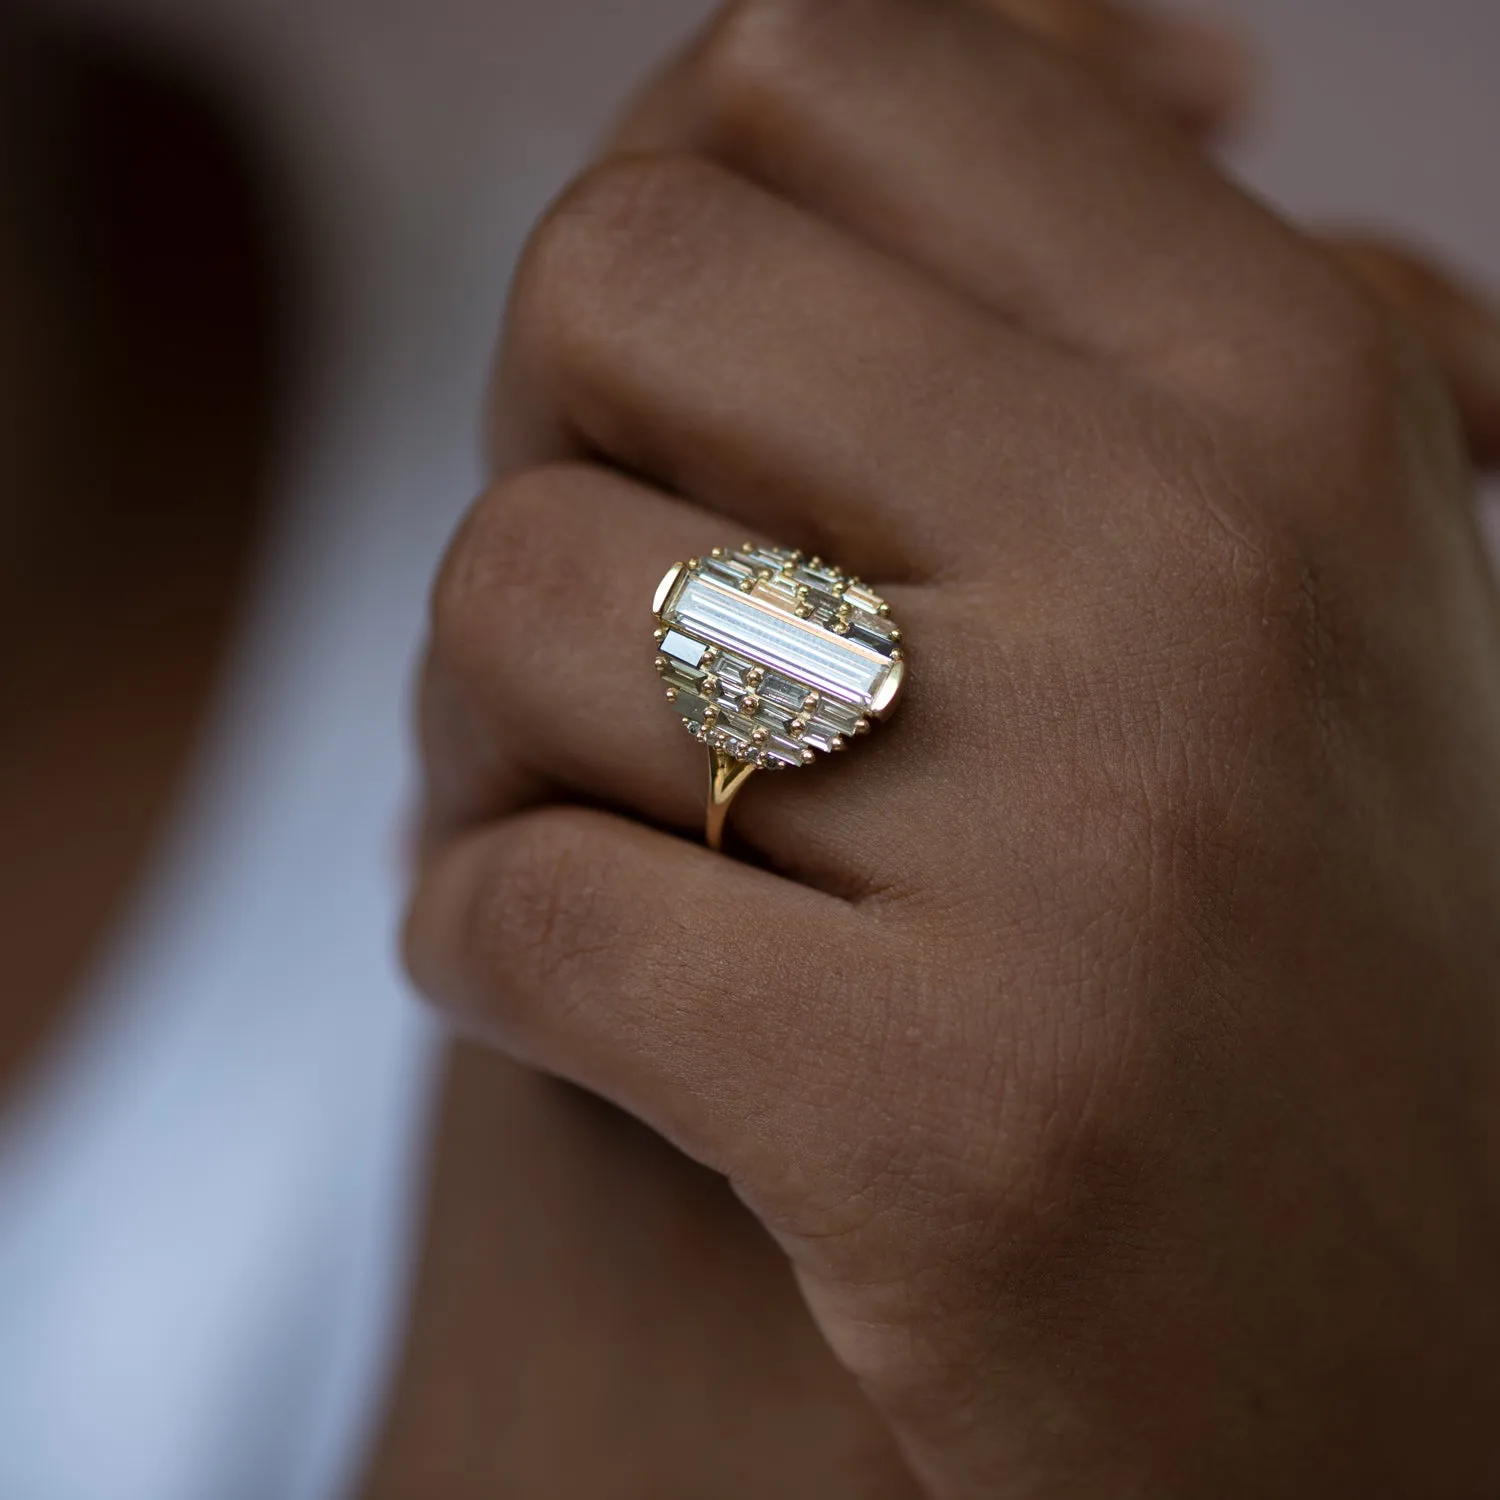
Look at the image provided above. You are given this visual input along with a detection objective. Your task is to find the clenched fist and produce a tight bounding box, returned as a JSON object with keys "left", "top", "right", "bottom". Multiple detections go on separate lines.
{"left": 407, "top": 1, "right": 1500, "bottom": 1494}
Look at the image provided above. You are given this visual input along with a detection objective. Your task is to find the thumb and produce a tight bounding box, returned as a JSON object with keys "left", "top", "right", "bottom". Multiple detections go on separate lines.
{"left": 1326, "top": 234, "right": 1500, "bottom": 468}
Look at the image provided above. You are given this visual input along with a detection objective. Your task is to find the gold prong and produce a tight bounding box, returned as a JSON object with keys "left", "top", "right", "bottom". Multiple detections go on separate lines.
{"left": 878, "top": 602, "right": 891, "bottom": 617}
{"left": 752, "top": 727, "right": 769, "bottom": 744}
{"left": 742, "top": 540, "right": 755, "bottom": 553}
{"left": 739, "top": 577, "right": 755, "bottom": 592}
{"left": 653, "top": 626, "right": 667, "bottom": 642}
{"left": 889, "top": 628, "right": 902, "bottom": 644}
{"left": 710, "top": 546, "right": 725, "bottom": 558}
{"left": 891, "top": 648, "right": 905, "bottom": 663}
{"left": 801, "top": 693, "right": 819, "bottom": 712}
{"left": 702, "top": 645, "right": 719, "bottom": 665}
{"left": 702, "top": 673, "right": 720, "bottom": 697}
{"left": 665, "top": 687, "right": 678, "bottom": 702}
{"left": 740, "top": 693, "right": 761, "bottom": 714}
{"left": 654, "top": 656, "right": 668, "bottom": 674}
{"left": 653, "top": 563, "right": 686, "bottom": 618}
{"left": 810, "top": 556, "right": 823, "bottom": 569}
{"left": 801, "top": 747, "right": 816, "bottom": 765}
{"left": 831, "top": 735, "right": 847, "bottom": 751}
{"left": 789, "top": 717, "right": 806, "bottom": 737}
{"left": 687, "top": 557, "right": 702, "bottom": 571}
{"left": 745, "top": 667, "right": 765, "bottom": 688}
{"left": 855, "top": 717, "right": 871, "bottom": 735}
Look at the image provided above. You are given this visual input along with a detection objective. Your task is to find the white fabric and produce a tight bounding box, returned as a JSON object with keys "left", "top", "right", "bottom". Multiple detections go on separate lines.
{"left": 0, "top": 2, "right": 1493, "bottom": 1498}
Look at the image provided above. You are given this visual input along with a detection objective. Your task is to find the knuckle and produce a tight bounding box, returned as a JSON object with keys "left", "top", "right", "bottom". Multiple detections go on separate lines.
{"left": 510, "top": 151, "right": 723, "bottom": 359}
{"left": 1274, "top": 273, "right": 1447, "bottom": 495}
{"left": 464, "top": 811, "right": 626, "bottom": 1018}
{"left": 429, "top": 466, "right": 580, "bottom": 680}
{"left": 698, "top": 0, "right": 867, "bottom": 137}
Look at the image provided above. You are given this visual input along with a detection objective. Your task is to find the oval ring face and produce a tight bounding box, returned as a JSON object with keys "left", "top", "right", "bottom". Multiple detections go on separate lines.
{"left": 653, "top": 543, "right": 907, "bottom": 770}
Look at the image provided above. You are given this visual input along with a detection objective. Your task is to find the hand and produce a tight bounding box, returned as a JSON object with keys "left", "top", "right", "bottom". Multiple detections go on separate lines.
{"left": 408, "top": 1, "right": 1500, "bottom": 1495}
{"left": 378, "top": 10, "right": 1296, "bottom": 1497}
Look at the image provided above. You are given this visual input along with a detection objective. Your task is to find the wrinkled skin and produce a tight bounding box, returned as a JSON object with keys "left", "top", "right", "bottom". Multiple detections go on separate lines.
{"left": 402, "top": 1, "right": 1500, "bottom": 1495}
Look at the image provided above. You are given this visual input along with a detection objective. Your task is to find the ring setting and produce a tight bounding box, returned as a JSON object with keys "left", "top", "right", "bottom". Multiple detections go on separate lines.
{"left": 652, "top": 543, "right": 907, "bottom": 850}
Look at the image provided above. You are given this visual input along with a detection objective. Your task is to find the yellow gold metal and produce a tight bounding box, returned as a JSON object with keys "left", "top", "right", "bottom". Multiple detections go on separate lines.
{"left": 653, "top": 564, "right": 685, "bottom": 618}
{"left": 705, "top": 747, "right": 758, "bottom": 852}
{"left": 870, "top": 660, "right": 905, "bottom": 720}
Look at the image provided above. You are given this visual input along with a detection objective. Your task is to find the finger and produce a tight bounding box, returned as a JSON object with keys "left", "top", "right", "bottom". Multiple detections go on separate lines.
{"left": 405, "top": 804, "right": 895, "bottom": 1215}
{"left": 422, "top": 460, "right": 951, "bottom": 895}
{"left": 422, "top": 463, "right": 728, "bottom": 836}
{"left": 1326, "top": 235, "right": 1500, "bottom": 468}
{"left": 995, "top": 0, "right": 1253, "bottom": 136}
{"left": 491, "top": 151, "right": 1121, "bottom": 579}
{"left": 613, "top": 0, "right": 1253, "bottom": 155}
{"left": 594, "top": 0, "right": 1311, "bottom": 382}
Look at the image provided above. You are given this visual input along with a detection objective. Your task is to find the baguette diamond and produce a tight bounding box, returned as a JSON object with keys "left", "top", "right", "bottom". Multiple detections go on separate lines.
{"left": 653, "top": 544, "right": 906, "bottom": 770}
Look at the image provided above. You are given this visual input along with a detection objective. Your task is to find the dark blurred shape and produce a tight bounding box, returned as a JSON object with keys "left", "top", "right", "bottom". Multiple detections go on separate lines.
{"left": 0, "top": 11, "right": 298, "bottom": 1087}
{"left": 2, "top": 8, "right": 297, "bottom": 559}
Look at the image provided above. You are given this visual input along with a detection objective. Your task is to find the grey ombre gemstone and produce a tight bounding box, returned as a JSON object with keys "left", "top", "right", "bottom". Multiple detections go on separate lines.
{"left": 652, "top": 545, "right": 906, "bottom": 770}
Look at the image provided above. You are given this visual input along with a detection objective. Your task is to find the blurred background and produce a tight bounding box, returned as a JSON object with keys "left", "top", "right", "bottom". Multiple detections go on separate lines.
{"left": 1, "top": 2, "right": 1497, "bottom": 1498}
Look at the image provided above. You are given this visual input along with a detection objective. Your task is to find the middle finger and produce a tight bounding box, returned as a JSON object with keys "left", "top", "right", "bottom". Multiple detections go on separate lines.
{"left": 490, "top": 151, "right": 1120, "bottom": 582}
{"left": 425, "top": 460, "right": 959, "bottom": 892}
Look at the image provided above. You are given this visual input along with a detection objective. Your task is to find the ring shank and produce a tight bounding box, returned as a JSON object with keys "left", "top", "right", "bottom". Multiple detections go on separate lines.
{"left": 705, "top": 747, "right": 759, "bottom": 852}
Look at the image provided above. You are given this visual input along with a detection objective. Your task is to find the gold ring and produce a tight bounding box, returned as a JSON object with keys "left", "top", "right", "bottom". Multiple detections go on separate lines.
{"left": 652, "top": 543, "right": 908, "bottom": 851}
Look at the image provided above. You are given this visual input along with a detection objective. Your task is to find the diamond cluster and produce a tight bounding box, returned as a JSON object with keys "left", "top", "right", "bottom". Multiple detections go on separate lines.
{"left": 653, "top": 544, "right": 906, "bottom": 770}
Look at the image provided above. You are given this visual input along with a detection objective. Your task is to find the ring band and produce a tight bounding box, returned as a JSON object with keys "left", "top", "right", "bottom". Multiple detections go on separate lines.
{"left": 652, "top": 543, "right": 908, "bottom": 851}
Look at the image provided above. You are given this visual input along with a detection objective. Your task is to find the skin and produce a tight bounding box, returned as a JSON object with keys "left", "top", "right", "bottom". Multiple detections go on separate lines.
{"left": 4, "top": 5, "right": 1500, "bottom": 1496}
{"left": 402, "top": 1, "right": 1500, "bottom": 1496}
